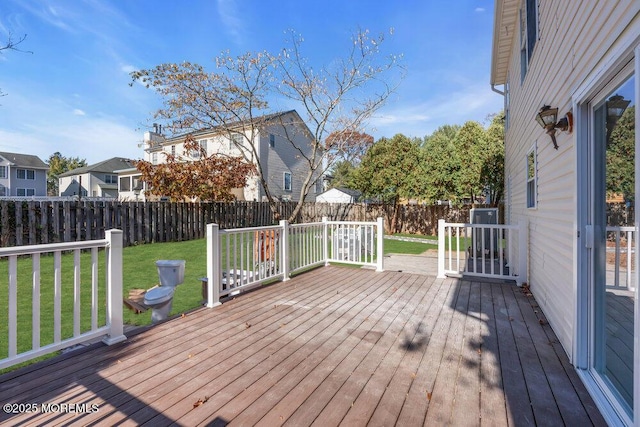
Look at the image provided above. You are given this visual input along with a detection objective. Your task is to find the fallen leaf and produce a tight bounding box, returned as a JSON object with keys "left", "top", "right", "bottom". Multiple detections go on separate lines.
{"left": 193, "top": 396, "right": 209, "bottom": 408}
{"left": 539, "top": 319, "right": 546, "bottom": 325}
{"left": 245, "top": 322, "right": 251, "bottom": 329}
{"left": 427, "top": 391, "right": 432, "bottom": 401}
{"left": 181, "top": 313, "right": 186, "bottom": 318}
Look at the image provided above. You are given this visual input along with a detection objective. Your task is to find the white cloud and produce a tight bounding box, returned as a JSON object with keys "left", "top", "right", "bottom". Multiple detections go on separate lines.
{"left": 475, "top": 7, "right": 486, "bottom": 13}
{"left": 216, "top": 0, "right": 245, "bottom": 45}
{"left": 73, "top": 109, "right": 85, "bottom": 116}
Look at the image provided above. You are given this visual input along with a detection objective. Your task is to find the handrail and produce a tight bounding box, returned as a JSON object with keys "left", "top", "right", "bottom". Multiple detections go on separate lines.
{"left": 206, "top": 218, "right": 384, "bottom": 306}
{"left": 0, "top": 230, "right": 125, "bottom": 371}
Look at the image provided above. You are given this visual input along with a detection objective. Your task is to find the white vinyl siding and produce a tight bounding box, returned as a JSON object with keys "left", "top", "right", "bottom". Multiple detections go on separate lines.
{"left": 501, "top": 0, "right": 640, "bottom": 362}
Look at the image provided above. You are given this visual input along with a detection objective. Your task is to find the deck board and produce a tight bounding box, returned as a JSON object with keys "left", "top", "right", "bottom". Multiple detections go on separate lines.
{"left": 0, "top": 266, "right": 607, "bottom": 426}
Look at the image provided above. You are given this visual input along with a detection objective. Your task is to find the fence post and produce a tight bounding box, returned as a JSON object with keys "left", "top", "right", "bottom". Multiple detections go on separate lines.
{"left": 322, "top": 216, "right": 329, "bottom": 266}
{"left": 206, "top": 223, "right": 222, "bottom": 307}
{"left": 376, "top": 217, "right": 384, "bottom": 272}
{"left": 280, "top": 219, "right": 290, "bottom": 281}
{"left": 103, "top": 229, "right": 126, "bottom": 345}
{"left": 518, "top": 219, "right": 528, "bottom": 286}
{"left": 437, "top": 219, "right": 446, "bottom": 278}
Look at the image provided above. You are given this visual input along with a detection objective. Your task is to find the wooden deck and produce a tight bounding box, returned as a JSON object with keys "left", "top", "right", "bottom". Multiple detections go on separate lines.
{"left": 0, "top": 266, "right": 606, "bottom": 426}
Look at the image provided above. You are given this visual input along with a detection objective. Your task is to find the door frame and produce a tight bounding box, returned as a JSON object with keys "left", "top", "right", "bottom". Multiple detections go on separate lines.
{"left": 574, "top": 42, "right": 640, "bottom": 426}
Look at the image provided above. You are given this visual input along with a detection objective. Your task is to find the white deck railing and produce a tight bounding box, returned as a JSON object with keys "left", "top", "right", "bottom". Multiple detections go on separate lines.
{"left": 0, "top": 230, "right": 126, "bottom": 370}
{"left": 205, "top": 218, "right": 384, "bottom": 306}
{"left": 606, "top": 226, "right": 636, "bottom": 291}
{"left": 437, "top": 219, "right": 528, "bottom": 285}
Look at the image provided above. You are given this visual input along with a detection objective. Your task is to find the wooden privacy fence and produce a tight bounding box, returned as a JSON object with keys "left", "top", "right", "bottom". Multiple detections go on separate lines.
{"left": 0, "top": 200, "right": 486, "bottom": 248}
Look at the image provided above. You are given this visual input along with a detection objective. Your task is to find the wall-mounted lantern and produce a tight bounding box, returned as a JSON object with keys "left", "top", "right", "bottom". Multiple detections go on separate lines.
{"left": 535, "top": 105, "right": 573, "bottom": 150}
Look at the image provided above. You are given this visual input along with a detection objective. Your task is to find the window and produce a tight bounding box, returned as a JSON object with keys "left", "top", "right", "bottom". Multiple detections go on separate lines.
{"left": 283, "top": 172, "right": 292, "bottom": 192}
{"left": 104, "top": 174, "right": 117, "bottom": 184}
{"left": 171, "top": 145, "right": 176, "bottom": 156}
{"left": 0, "top": 166, "right": 6, "bottom": 179}
{"left": 269, "top": 134, "right": 275, "bottom": 148}
{"left": 17, "top": 188, "right": 35, "bottom": 196}
{"left": 192, "top": 139, "right": 207, "bottom": 158}
{"left": 152, "top": 152, "right": 158, "bottom": 165}
{"left": 232, "top": 133, "right": 243, "bottom": 148}
{"left": 520, "top": 0, "right": 538, "bottom": 82}
{"left": 17, "top": 169, "right": 35, "bottom": 180}
{"left": 526, "top": 145, "right": 537, "bottom": 208}
{"left": 119, "top": 176, "right": 131, "bottom": 192}
{"left": 0, "top": 185, "right": 6, "bottom": 196}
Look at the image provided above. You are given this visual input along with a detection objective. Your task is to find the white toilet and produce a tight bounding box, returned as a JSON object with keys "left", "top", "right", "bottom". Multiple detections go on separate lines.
{"left": 144, "top": 260, "right": 186, "bottom": 323}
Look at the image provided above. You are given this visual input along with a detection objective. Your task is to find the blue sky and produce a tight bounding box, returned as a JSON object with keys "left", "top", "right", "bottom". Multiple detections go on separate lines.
{"left": 0, "top": 0, "right": 502, "bottom": 164}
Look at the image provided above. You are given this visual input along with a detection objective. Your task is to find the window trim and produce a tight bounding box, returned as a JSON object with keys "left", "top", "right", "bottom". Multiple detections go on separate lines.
{"left": 269, "top": 134, "right": 275, "bottom": 148}
{"left": 526, "top": 143, "right": 537, "bottom": 209}
{"left": 520, "top": 0, "right": 539, "bottom": 83}
{"left": 17, "top": 188, "right": 35, "bottom": 196}
{"left": 283, "top": 171, "right": 292, "bottom": 192}
{"left": 17, "top": 169, "right": 35, "bottom": 180}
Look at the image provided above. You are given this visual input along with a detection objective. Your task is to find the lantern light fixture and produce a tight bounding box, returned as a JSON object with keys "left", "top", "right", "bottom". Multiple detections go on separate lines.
{"left": 535, "top": 105, "right": 573, "bottom": 150}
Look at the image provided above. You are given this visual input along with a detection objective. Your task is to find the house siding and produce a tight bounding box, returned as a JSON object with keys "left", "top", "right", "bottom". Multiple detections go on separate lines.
{"left": 502, "top": 0, "right": 640, "bottom": 357}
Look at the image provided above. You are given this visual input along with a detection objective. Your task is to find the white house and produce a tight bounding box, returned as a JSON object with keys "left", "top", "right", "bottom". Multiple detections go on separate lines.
{"left": 316, "top": 187, "right": 361, "bottom": 204}
{"left": 491, "top": 0, "right": 639, "bottom": 424}
{"left": 0, "top": 152, "right": 48, "bottom": 197}
{"left": 143, "top": 110, "right": 323, "bottom": 202}
{"left": 59, "top": 157, "right": 136, "bottom": 198}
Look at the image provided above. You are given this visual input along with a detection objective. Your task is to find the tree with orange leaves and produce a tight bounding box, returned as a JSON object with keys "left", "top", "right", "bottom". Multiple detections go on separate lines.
{"left": 134, "top": 135, "right": 255, "bottom": 201}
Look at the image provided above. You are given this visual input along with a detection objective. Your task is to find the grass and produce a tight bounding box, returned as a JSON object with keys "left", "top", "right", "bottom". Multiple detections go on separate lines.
{"left": 384, "top": 238, "right": 435, "bottom": 255}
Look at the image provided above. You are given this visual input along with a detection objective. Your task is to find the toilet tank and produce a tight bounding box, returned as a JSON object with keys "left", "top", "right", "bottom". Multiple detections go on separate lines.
{"left": 156, "top": 260, "right": 186, "bottom": 287}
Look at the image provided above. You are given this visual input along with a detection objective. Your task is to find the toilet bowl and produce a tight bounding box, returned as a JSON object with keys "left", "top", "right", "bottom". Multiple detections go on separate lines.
{"left": 144, "top": 286, "right": 175, "bottom": 323}
{"left": 144, "top": 260, "right": 186, "bottom": 323}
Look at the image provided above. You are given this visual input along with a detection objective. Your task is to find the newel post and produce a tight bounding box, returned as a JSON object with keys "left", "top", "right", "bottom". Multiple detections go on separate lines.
{"left": 437, "top": 219, "right": 446, "bottom": 279}
{"left": 376, "top": 217, "right": 384, "bottom": 272}
{"left": 206, "top": 223, "right": 222, "bottom": 307}
{"left": 103, "top": 229, "right": 126, "bottom": 345}
{"left": 280, "top": 220, "right": 290, "bottom": 281}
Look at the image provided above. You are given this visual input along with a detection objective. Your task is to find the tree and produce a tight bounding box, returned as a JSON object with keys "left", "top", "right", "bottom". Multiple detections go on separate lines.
{"left": 131, "top": 28, "right": 402, "bottom": 221}
{"left": 1, "top": 33, "right": 31, "bottom": 98}
{"left": 325, "top": 130, "right": 374, "bottom": 165}
{"left": 353, "top": 134, "right": 421, "bottom": 232}
{"left": 420, "top": 125, "right": 461, "bottom": 204}
{"left": 480, "top": 113, "right": 505, "bottom": 205}
{"left": 47, "top": 152, "right": 87, "bottom": 196}
{"left": 607, "top": 105, "right": 635, "bottom": 203}
{"left": 328, "top": 160, "right": 357, "bottom": 189}
{"left": 454, "top": 120, "right": 489, "bottom": 203}
{"left": 133, "top": 135, "right": 255, "bottom": 201}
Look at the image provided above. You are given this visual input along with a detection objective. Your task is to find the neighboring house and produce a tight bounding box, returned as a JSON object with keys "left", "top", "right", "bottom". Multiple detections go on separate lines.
{"left": 143, "top": 110, "right": 323, "bottom": 202}
{"left": 316, "top": 187, "right": 361, "bottom": 204}
{"left": 115, "top": 167, "right": 145, "bottom": 201}
{"left": 491, "top": 1, "right": 639, "bottom": 424}
{"left": 0, "top": 151, "right": 48, "bottom": 197}
{"left": 58, "top": 157, "right": 136, "bottom": 198}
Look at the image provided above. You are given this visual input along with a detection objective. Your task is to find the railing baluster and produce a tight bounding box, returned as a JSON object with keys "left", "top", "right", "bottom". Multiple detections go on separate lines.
{"left": 54, "top": 251, "right": 62, "bottom": 343}
{"left": 74, "top": 249, "right": 81, "bottom": 337}
{"left": 32, "top": 253, "right": 41, "bottom": 350}
{"left": 8, "top": 255, "right": 17, "bottom": 357}
{"left": 91, "top": 247, "right": 98, "bottom": 331}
